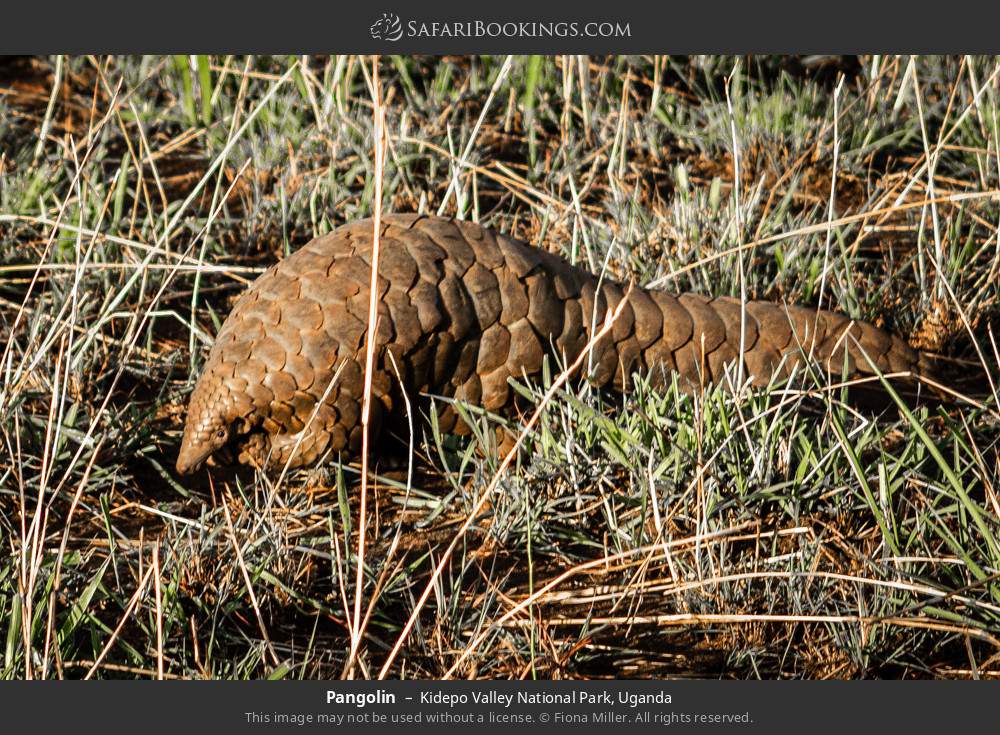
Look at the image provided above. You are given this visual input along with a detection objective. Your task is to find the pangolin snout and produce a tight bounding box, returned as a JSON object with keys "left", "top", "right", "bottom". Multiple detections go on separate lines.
{"left": 175, "top": 446, "right": 203, "bottom": 475}
{"left": 176, "top": 432, "right": 213, "bottom": 475}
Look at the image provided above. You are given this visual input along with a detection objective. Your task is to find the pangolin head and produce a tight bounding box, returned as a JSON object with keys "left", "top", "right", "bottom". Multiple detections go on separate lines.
{"left": 176, "top": 372, "right": 238, "bottom": 475}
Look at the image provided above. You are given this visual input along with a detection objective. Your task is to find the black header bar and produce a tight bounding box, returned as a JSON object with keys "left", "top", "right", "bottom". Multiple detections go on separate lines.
{"left": 4, "top": 0, "right": 1000, "bottom": 54}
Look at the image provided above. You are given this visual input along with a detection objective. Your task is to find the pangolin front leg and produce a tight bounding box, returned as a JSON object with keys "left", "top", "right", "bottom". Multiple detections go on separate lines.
{"left": 176, "top": 214, "right": 930, "bottom": 474}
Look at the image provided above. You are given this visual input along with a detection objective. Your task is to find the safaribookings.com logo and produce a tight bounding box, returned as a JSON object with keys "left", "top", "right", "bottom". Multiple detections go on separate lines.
{"left": 370, "top": 13, "right": 404, "bottom": 41}
{"left": 369, "top": 14, "right": 631, "bottom": 41}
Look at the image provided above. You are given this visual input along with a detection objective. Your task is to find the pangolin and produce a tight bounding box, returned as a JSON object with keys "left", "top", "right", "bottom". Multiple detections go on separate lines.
{"left": 176, "top": 213, "right": 930, "bottom": 474}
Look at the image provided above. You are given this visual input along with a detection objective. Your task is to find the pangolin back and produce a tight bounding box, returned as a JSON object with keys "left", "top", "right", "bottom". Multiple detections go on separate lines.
{"left": 176, "top": 214, "right": 929, "bottom": 473}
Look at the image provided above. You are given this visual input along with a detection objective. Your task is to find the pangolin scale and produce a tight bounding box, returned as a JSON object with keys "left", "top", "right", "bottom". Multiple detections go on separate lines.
{"left": 176, "top": 214, "right": 930, "bottom": 474}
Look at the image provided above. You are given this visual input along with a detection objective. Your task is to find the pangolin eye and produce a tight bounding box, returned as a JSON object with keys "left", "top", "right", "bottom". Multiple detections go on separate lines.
{"left": 216, "top": 429, "right": 226, "bottom": 439}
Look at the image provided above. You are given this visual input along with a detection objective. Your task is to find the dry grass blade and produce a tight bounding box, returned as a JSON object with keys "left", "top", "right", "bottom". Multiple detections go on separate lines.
{"left": 346, "top": 54, "right": 388, "bottom": 679}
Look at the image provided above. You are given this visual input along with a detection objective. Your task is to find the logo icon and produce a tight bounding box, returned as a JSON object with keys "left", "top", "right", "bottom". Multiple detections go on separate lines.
{"left": 370, "top": 13, "right": 403, "bottom": 41}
